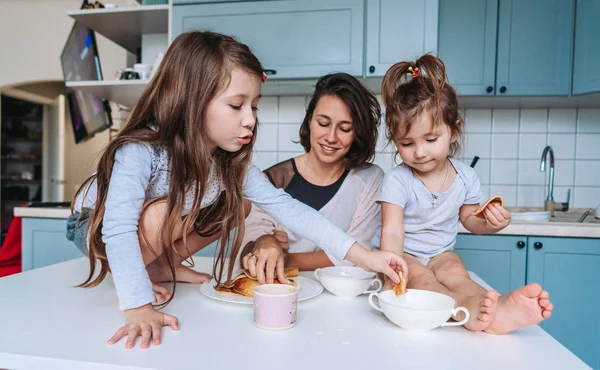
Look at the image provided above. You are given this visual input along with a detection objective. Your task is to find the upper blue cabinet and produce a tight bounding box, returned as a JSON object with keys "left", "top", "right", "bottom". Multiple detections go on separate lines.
{"left": 572, "top": 0, "right": 600, "bottom": 95}
{"left": 365, "top": 0, "right": 438, "bottom": 77}
{"left": 439, "top": 0, "right": 575, "bottom": 96}
{"left": 172, "top": 0, "right": 365, "bottom": 79}
{"left": 438, "top": 0, "right": 498, "bottom": 96}
{"left": 496, "top": 0, "right": 574, "bottom": 96}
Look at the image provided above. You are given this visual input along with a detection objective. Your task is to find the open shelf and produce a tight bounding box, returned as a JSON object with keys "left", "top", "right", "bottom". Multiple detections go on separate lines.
{"left": 67, "top": 5, "right": 169, "bottom": 54}
{"left": 66, "top": 80, "right": 149, "bottom": 107}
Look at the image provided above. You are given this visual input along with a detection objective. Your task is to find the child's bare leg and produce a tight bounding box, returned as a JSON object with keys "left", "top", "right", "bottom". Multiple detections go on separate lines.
{"left": 401, "top": 254, "right": 469, "bottom": 305}
{"left": 137, "top": 201, "right": 218, "bottom": 284}
{"left": 484, "top": 284, "right": 554, "bottom": 335}
{"left": 428, "top": 251, "right": 499, "bottom": 331}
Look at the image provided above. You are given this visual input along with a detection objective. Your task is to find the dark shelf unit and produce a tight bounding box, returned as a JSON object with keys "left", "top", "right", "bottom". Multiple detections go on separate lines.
{"left": 1, "top": 95, "right": 44, "bottom": 246}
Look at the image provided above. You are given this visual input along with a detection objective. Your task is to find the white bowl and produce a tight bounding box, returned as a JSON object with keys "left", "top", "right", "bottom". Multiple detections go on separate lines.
{"left": 315, "top": 266, "right": 382, "bottom": 298}
{"left": 369, "top": 289, "right": 469, "bottom": 332}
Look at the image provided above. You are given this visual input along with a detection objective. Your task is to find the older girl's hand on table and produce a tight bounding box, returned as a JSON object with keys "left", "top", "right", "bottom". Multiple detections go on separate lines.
{"left": 108, "top": 304, "right": 179, "bottom": 349}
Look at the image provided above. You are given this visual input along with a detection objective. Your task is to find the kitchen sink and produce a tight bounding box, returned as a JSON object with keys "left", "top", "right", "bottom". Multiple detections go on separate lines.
{"left": 507, "top": 207, "right": 600, "bottom": 224}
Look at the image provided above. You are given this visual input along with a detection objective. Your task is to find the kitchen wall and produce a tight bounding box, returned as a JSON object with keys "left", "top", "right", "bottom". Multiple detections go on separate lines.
{"left": 253, "top": 96, "right": 600, "bottom": 209}
{"left": 0, "top": 0, "right": 130, "bottom": 90}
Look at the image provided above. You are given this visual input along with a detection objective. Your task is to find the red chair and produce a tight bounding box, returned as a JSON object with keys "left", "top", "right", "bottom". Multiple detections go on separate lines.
{"left": 0, "top": 216, "right": 22, "bottom": 278}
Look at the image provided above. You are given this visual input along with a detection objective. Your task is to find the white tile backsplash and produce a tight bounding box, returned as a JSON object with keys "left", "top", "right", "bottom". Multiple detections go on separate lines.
{"left": 252, "top": 98, "right": 600, "bottom": 206}
{"left": 547, "top": 134, "right": 576, "bottom": 159}
{"left": 490, "top": 185, "right": 517, "bottom": 206}
{"left": 575, "top": 161, "right": 600, "bottom": 186}
{"left": 519, "top": 134, "right": 547, "bottom": 159}
{"left": 573, "top": 187, "right": 600, "bottom": 209}
{"left": 464, "top": 133, "right": 491, "bottom": 159}
{"left": 520, "top": 109, "right": 547, "bottom": 133}
{"left": 492, "top": 109, "right": 519, "bottom": 133}
{"left": 252, "top": 151, "right": 278, "bottom": 171}
{"left": 518, "top": 160, "right": 545, "bottom": 185}
{"left": 491, "top": 134, "right": 519, "bottom": 159}
{"left": 471, "top": 158, "right": 491, "bottom": 185}
{"left": 517, "top": 186, "right": 546, "bottom": 207}
{"left": 277, "top": 96, "right": 306, "bottom": 124}
{"left": 277, "top": 124, "right": 303, "bottom": 152}
{"left": 576, "top": 134, "right": 600, "bottom": 159}
{"left": 553, "top": 160, "right": 575, "bottom": 187}
{"left": 465, "top": 109, "right": 492, "bottom": 133}
{"left": 491, "top": 160, "right": 518, "bottom": 184}
{"left": 548, "top": 109, "right": 577, "bottom": 133}
{"left": 257, "top": 97, "right": 278, "bottom": 124}
{"left": 255, "top": 124, "right": 278, "bottom": 151}
{"left": 577, "top": 109, "right": 600, "bottom": 133}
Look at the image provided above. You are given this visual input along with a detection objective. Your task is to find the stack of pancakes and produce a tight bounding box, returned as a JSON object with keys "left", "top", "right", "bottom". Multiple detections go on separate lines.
{"left": 215, "top": 267, "right": 299, "bottom": 297}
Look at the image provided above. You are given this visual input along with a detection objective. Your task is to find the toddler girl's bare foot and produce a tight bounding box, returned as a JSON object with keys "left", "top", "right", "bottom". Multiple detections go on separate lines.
{"left": 462, "top": 289, "right": 499, "bottom": 331}
{"left": 148, "top": 262, "right": 211, "bottom": 284}
{"left": 173, "top": 265, "right": 211, "bottom": 283}
{"left": 484, "top": 283, "right": 554, "bottom": 335}
{"left": 152, "top": 283, "right": 172, "bottom": 303}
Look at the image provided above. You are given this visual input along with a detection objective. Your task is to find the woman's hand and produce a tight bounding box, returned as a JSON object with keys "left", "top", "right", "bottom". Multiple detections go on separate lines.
{"left": 345, "top": 243, "right": 407, "bottom": 285}
{"left": 242, "top": 233, "right": 288, "bottom": 285}
{"left": 108, "top": 304, "right": 179, "bottom": 349}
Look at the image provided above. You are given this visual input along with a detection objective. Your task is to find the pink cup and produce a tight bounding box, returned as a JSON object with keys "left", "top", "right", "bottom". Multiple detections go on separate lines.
{"left": 253, "top": 284, "right": 299, "bottom": 330}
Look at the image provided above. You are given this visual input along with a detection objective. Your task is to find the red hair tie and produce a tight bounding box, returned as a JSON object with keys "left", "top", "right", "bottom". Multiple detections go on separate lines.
{"left": 408, "top": 66, "right": 420, "bottom": 78}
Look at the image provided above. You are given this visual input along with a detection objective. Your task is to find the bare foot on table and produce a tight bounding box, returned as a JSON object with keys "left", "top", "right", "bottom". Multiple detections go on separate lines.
{"left": 148, "top": 263, "right": 211, "bottom": 284}
{"left": 461, "top": 289, "right": 499, "bottom": 331}
{"left": 484, "top": 283, "right": 554, "bottom": 335}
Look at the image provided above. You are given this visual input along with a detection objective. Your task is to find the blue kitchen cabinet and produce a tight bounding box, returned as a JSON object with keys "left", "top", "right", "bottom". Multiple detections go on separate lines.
{"left": 455, "top": 234, "right": 527, "bottom": 295}
{"left": 438, "top": 0, "right": 498, "bottom": 96}
{"left": 438, "top": 0, "right": 575, "bottom": 96}
{"left": 572, "top": 0, "right": 600, "bottom": 95}
{"left": 172, "top": 0, "right": 365, "bottom": 78}
{"left": 496, "top": 0, "right": 575, "bottom": 96}
{"left": 21, "top": 218, "right": 83, "bottom": 271}
{"left": 365, "top": 0, "right": 438, "bottom": 77}
{"left": 527, "top": 236, "right": 600, "bottom": 370}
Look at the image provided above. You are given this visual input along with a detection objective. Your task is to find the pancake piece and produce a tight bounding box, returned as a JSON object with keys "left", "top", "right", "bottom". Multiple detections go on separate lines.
{"left": 474, "top": 196, "right": 504, "bottom": 219}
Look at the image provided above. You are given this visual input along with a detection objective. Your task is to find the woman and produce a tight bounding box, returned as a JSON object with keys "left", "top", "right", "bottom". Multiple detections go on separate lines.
{"left": 241, "top": 73, "right": 385, "bottom": 284}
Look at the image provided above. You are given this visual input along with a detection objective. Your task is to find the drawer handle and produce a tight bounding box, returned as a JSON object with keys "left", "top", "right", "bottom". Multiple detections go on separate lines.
{"left": 499, "top": 86, "right": 507, "bottom": 93}
{"left": 369, "top": 65, "right": 376, "bottom": 74}
{"left": 534, "top": 242, "right": 543, "bottom": 250}
{"left": 263, "top": 69, "right": 277, "bottom": 76}
{"left": 517, "top": 241, "right": 525, "bottom": 249}
{"left": 486, "top": 86, "right": 493, "bottom": 93}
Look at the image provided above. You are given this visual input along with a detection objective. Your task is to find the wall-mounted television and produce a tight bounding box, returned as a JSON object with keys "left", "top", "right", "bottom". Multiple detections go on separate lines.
{"left": 60, "top": 21, "right": 112, "bottom": 143}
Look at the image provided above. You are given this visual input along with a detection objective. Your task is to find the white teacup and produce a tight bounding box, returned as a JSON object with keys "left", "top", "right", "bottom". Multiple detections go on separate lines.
{"left": 315, "top": 266, "right": 382, "bottom": 298}
{"left": 369, "top": 289, "right": 470, "bottom": 332}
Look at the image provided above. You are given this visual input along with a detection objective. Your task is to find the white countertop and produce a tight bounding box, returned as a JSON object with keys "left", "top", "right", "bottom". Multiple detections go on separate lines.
{"left": 459, "top": 221, "right": 600, "bottom": 238}
{"left": 14, "top": 207, "right": 71, "bottom": 219}
{"left": 14, "top": 205, "right": 600, "bottom": 238}
{"left": 0, "top": 257, "right": 589, "bottom": 370}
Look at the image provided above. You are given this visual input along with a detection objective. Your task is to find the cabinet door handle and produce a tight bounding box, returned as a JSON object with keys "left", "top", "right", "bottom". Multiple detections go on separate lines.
{"left": 486, "top": 86, "right": 493, "bottom": 93}
{"left": 263, "top": 69, "right": 277, "bottom": 76}
{"left": 499, "top": 86, "right": 507, "bottom": 93}
{"left": 534, "top": 242, "right": 543, "bottom": 250}
{"left": 517, "top": 241, "right": 525, "bottom": 249}
{"left": 369, "top": 65, "right": 376, "bottom": 74}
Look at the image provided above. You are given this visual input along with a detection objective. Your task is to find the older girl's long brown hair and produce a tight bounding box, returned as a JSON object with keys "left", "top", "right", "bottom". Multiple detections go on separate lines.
{"left": 72, "top": 31, "right": 264, "bottom": 307}
{"left": 381, "top": 53, "right": 462, "bottom": 157}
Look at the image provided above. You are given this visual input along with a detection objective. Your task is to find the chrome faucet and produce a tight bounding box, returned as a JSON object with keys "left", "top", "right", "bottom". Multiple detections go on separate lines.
{"left": 540, "top": 145, "right": 570, "bottom": 216}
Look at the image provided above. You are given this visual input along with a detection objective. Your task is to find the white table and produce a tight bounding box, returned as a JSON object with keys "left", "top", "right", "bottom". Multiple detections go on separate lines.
{"left": 0, "top": 257, "right": 590, "bottom": 370}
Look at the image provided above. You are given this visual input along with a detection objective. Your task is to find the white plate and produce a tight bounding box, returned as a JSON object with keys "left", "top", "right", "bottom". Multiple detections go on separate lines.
{"left": 200, "top": 276, "right": 323, "bottom": 305}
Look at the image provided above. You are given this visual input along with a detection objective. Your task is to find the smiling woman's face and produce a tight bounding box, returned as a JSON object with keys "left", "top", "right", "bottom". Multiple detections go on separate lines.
{"left": 308, "top": 94, "right": 355, "bottom": 165}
